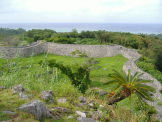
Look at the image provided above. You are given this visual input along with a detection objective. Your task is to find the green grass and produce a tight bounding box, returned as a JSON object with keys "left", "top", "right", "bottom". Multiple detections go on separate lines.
{"left": 0, "top": 54, "right": 155, "bottom": 121}
{"left": 0, "top": 89, "right": 36, "bottom": 121}
{"left": 137, "top": 58, "right": 162, "bottom": 84}
{"left": 157, "top": 101, "right": 162, "bottom": 106}
{"left": 90, "top": 56, "right": 127, "bottom": 90}
{"left": 0, "top": 54, "right": 127, "bottom": 92}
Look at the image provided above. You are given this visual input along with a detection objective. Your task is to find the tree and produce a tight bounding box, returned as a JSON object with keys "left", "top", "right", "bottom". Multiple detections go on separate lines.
{"left": 155, "top": 49, "right": 162, "bottom": 72}
{"left": 80, "top": 31, "right": 95, "bottom": 38}
{"left": 106, "top": 70, "right": 155, "bottom": 105}
{"left": 96, "top": 30, "right": 110, "bottom": 43}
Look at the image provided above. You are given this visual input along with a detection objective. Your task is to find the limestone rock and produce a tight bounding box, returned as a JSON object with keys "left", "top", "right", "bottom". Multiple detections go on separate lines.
{"left": 88, "top": 103, "right": 94, "bottom": 107}
{"left": 51, "top": 107, "right": 72, "bottom": 114}
{"left": 88, "top": 100, "right": 95, "bottom": 108}
{"left": 77, "top": 117, "right": 96, "bottom": 122}
{"left": 87, "top": 88, "right": 108, "bottom": 97}
{"left": 11, "top": 84, "right": 28, "bottom": 99}
{"left": 92, "top": 111, "right": 102, "bottom": 120}
{"left": 76, "top": 111, "right": 86, "bottom": 118}
{"left": 68, "top": 115, "right": 74, "bottom": 119}
{"left": 18, "top": 100, "right": 52, "bottom": 120}
{"left": 79, "top": 96, "right": 86, "bottom": 103}
{"left": 41, "top": 90, "right": 54, "bottom": 103}
{"left": 57, "top": 98, "right": 66, "bottom": 103}
{"left": 19, "top": 92, "right": 28, "bottom": 99}
{"left": 0, "top": 86, "right": 5, "bottom": 90}
{"left": 99, "top": 105, "right": 104, "bottom": 108}
{"left": 98, "top": 105, "right": 105, "bottom": 111}
{"left": 50, "top": 107, "right": 72, "bottom": 119}
{"left": 12, "top": 84, "right": 25, "bottom": 93}
{"left": 99, "top": 90, "right": 108, "bottom": 96}
{"left": 3, "top": 110, "right": 16, "bottom": 114}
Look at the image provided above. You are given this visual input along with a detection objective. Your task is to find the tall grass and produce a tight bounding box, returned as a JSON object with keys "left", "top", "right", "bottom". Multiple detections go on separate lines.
{"left": 0, "top": 54, "right": 79, "bottom": 97}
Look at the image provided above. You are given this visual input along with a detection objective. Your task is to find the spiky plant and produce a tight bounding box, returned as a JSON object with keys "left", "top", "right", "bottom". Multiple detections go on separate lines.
{"left": 106, "top": 70, "right": 155, "bottom": 105}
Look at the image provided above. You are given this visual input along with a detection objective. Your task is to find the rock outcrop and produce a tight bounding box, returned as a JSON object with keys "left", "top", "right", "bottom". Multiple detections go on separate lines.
{"left": 18, "top": 100, "right": 53, "bottom": 120}
{"left": 77, "top": 117, "right": 96, "bottom": 122}
{"left": 41, "top": 90, "right": 54, "bottom": 103}
{"left": 12, "top": 84, "right": 28, "bottom": 99}
{"left": 76, "top": 111, "right": 86, "bottom": 118}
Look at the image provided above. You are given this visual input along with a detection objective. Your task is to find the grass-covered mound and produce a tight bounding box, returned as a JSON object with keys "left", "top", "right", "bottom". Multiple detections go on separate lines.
{"left": 0, "top": 54, "right": 156, "bottom": 121}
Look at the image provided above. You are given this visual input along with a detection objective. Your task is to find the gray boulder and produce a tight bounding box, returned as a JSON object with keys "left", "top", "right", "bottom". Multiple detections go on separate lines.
{"left": 18, "top": 100, "right": 52, "bottom": 120}
{"left": 68, "top": 115, "right": 74, "bottom": 119}
{"left": 88, "top": 100, "right": 95, "bottom": 108}
{"left": 50, "top": 107, "right": 72, "bottom": 119}
{"left": 11, "top": 84, "right": 28, "bottom": 99}
{"left": 51, "top": 107, "right": 71, "bottom": 113}
{"left": 76, "top": 111, "right": 86, "bottom": 118}
{"left": 57, "top": 98, "right": 66, "bottom": 103}
{"left": 12, "top": 84, "right": 25, "bottom": 93}
{"left": 92, "top": 111, "right": 102, "bottom": 120}
{"left": 77, "top": 117, "right": 96, "bottom": 122}
{"left": 99, "top": 90, "right": 108, "bottom": 96}
{"left": 0, "top": 86, "right": 5, "bottom": 90}
{"left": 3, "top": 110, "right": 16, "bottom": 114}
{"left": 41, "top": 90, "right": 54, "bottom": 103}
{"left": 87, "top": 88, "right": 108, "bottom": 97}
{"left": 88, "top": 103, "right": 94, "bottom": 108}
{"left": 79, "top": 96, "right": 87, "bottom": 103}
{"left": 19, "top": 92, "right": 28, "bottom": 99}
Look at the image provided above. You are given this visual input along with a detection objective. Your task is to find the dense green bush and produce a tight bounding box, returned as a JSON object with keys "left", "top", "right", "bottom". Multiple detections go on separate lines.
{"left": 42, "top": 59, "right": 91, "bottom": 93}
{"left": 70, "top": 50, "right": 88, "bottom": 57}
{"left": 0, "top": 28, "right": 26, "bottom": 46}
{"left": 47, "top": 37, "right": 76, "bottom": 44}
{"left": 137, "top": 57, "right": 162, "bottom": 83}
{"left": 0, "top": 28, "right": 25, "bottom": 35}
{"left": 155, "top": 49, "right": 162, "bottom": 72}
{"left": 25, "top": 29, "right": 56, "bottom": 41}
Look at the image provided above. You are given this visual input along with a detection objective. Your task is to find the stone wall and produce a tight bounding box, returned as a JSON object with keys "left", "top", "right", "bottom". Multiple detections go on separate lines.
{"left": 0, "top": 42, "right": 162, "bottom": 119}
{"left": 0, "top": 42, "right": 47, "bottom": 58}
{"left": 47, "top": 43, "right": 123, "bottom": 57}
{"left": 0, "top": 42, "right": 140, "bottom": 59}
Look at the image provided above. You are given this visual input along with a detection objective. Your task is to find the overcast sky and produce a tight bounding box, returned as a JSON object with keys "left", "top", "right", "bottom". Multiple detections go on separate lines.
{"left": 0, "top": 0, "right": 161, "bottom": 23}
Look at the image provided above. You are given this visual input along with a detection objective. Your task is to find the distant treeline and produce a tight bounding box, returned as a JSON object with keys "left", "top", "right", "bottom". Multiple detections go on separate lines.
{"left": 0, "top": 28, "right": 25, "bottom": 35}
{"left": 1, "top": 28, "right": 162, "bottom": 78}
{"left": 156, "top": 34, "right": 162, "bottom": 39}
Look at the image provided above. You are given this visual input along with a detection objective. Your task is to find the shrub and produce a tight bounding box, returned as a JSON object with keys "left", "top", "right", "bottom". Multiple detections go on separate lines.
{"left": 43, "top": 59, "right": 91, "bottom": 93}
{"left": 70, "top": 50, "right": 88, "bottom": 57}
{"left": 137, "top": 57, "right": 162, "bottom": 83}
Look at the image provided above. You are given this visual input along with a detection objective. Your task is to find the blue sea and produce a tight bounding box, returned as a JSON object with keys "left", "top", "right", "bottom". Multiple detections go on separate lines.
{"left": 0, "top": 23, "right": 162, "bottom": 34}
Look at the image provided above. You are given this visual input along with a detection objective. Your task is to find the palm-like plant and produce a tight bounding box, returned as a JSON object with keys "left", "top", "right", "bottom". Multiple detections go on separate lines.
{"left": 106, "top": 70, "right": 155, "bottom": 105}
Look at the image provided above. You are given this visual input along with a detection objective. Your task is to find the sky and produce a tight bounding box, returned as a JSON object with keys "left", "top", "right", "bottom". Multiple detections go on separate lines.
{"left": 0, "top": 0, "right": 161, "bottom": 23}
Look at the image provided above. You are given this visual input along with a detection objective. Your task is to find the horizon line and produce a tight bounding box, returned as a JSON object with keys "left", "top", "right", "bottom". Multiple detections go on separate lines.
{"left": 0, "top": 22, "right": 162, "bottom": 25}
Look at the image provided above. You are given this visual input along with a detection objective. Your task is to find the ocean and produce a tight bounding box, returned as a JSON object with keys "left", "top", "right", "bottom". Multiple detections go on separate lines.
{"left": 0, "top": 23, "right": 162, "bottom": 34}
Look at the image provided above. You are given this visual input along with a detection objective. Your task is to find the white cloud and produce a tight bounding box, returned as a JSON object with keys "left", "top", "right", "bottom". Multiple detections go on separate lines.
{"left": 0, "top": 0, "right": 161, "bottom": 23}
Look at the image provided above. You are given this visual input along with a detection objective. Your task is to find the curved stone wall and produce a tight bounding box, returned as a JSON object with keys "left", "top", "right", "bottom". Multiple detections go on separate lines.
{"left": 47, "top": 43, "right": 124, "bottom": 57}
{"left": 0, "top": 42, "right": 47, "bottom": 58}
{"left": 0, "top": 42, "right": 162, "bottom": 119}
